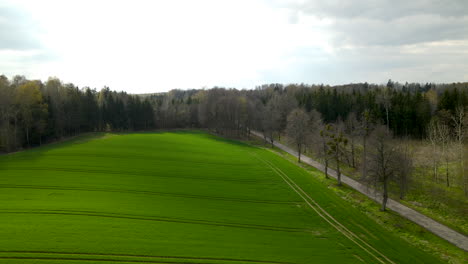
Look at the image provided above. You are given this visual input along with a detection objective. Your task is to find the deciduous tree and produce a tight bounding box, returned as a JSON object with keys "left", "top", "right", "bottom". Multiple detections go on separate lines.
{"left": 286, "top": 108, "right": 309, "bottom": 163}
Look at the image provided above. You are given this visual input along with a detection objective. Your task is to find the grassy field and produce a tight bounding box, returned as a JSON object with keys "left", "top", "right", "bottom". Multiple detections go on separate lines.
{"left": 0, "top": 131, "right": 445, "bottom": 264}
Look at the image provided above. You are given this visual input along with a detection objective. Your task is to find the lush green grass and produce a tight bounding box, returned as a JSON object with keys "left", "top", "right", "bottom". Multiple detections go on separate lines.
{"left": 0, "top": 131, "right": 444, "bottom": 264}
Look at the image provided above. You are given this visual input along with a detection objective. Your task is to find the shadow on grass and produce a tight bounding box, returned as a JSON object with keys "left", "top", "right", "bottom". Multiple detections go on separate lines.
{"left": 0, "top": 130, "right": 256, "bottom": 168}
{"left": 198, "top": 132, "right": 256, "bottom": 149}
{"left": 0, "top": 132, "right": 112, "bottom": 164}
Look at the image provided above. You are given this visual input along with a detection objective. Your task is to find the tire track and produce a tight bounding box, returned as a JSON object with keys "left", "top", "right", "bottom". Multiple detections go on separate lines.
{"left": 0, "top": 209, "right": 312, "bottom": 233}
{"left": 0, "top": 256, "right": 227, "bottom": 264}
{"left": 37, "top": 152, "right": 259, "bottom": 168}
{"left": 3, "top": 167, "right": 275, "bottom": 185}
{"left": 0, "top": 251, "right": 294, "bottom": 264}
{"left": 250, "top": 152, "right": 395, "bottom": 264}
{"left": 0, "top": 184, "right": 300, "bottom": 205}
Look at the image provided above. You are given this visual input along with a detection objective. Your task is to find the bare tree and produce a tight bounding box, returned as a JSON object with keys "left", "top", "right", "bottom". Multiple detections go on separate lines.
{"left": 262, "top": 102, "right": 280, "bottom": 147}
{"left": 427, "top": 118, "right": 440, "bottom": 183}
{"left": 396, "top": 138, "right": 413, "bottom": 200}
{"left": 306, "top": 109, "right": 323, "bottom": 146}
{"left": 323, "top": 122, "right": 348, "bottom": 185}
{"left": 377, "top": 87, "right": 392, "bottom": 132}
{"left": 452, "top": 106, "right": 467, "bottom": 195}
{"left": 286, "top": 108, "right": 310, "bottom": 163}
{"left": 360, "top": 109, "right": 373, "bottom": 180}
{"left": 307, "top": 110, "right": 329, "bottom": 176}
{"left": 344, "top": 112, "right": 359, "bottom": 168}
{"left": 269, "top": 93, "right": 297, "bottom": 140}
{"left": 366, "top": 125, "right": 400, "bottom": 211}
{"left": 437, "top": 119, "right": 451, "bottom": 187}
{"left": 318, "top": 124, "right": 331, "bottom": 178}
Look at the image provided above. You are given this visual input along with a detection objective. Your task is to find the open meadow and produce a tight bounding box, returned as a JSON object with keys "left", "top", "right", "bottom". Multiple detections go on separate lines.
{"left": 0, "top": 132, "right": 443, "bottom": 264}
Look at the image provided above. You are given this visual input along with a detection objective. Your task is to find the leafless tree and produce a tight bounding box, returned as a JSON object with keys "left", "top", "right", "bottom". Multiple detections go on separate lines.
{"left": 306, "top": 109, "right": 323, "bottom": 147}
{"left": 323, "top": 122, "right": 348, "bottom": 185}
{"left": 377, "top": 87, "right": 392, "bottom": 132}
{"left": 360, "top": 109, "right": 373, "bottom": 180}
{"left": 366, "top": 125, "right": 399, "bottom": 211}
{"left": 306, "top": 110, "right": 327, "bottom": 172}
{"left": 344, "top": 112, "right": 359, "bottom": 168}
{"left": 262, "top": 102, "right": 280, "bottom": 147}
{"left": 286, "top": 108, "right": 310, "bottom": 163}
{"left": 427, "top": 118, "right": 440, "bottom": 183}
{"left": 269, "top": 93, "right": 297, "bottom": 140}
{"left": 396, "top": 138, "right": 413, "bottom": 200}
{"left": 452, "top": 106, "right": 467, "bottom": 195}
{"left": 437, "top": 118, "right": 451, "bottom": 187}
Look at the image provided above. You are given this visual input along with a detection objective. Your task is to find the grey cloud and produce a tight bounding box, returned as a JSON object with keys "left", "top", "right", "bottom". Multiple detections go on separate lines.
{"left": 330, "top": 14, "right": 468, "bottom": 46}
{"left": 278, "top": 0, "right": 468, "bottom": 46}
{"left": 280, "top": 0, "right": 468, "bottom": 21}
{"left": 257, "top": 40, "right": 468, "bottom": 85}
{"left": 0, "top": 5, "right": 41, "bottom": 50}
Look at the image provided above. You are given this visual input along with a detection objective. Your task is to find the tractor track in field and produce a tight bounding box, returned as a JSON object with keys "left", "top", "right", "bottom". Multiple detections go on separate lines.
{"left": 3, "top": 167, "right": 275, "bottom": 185}
{"left": 26, "top": 152, "right": 260, "bottom": 168}
{"left": 0, "top": 184, "right": 300, "bottom": 205}
{"left": 0, "top": 209, "right": 315, "bottom": 233}
{"left": 250, "top": 152, "right": 396, "bottom": 264}
{"left": 0, "top": 251, "right": 295, "bottom": 264}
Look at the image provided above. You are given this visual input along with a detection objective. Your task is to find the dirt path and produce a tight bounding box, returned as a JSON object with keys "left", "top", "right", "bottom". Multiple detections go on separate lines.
{"left": 251, "top": 131, "right": 468, "bottom": 251}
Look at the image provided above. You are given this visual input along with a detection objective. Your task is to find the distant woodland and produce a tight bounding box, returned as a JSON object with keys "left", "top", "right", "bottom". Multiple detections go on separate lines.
{"left": 1, "top": 75, "right": 467, "bottom": 212}
{"left": 1, "top": 75, "right": 466, "bottom": 146}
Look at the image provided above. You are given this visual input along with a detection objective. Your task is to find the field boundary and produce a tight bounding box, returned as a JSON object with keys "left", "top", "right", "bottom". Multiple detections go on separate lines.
{"left": 251, "top": 130, "right": 468, "bottom": 251}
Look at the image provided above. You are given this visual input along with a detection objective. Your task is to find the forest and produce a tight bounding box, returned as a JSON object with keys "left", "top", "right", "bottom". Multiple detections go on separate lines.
{"left": 0, "top": 75, "right": 467, "bottom": 219}
{"left": 1, "top": 76, "right": 466, "bottom": 148}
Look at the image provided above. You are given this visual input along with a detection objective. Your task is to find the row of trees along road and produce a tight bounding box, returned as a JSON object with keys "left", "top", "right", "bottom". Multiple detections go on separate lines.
{"left": 1, "top": 75, "right": 467, "bottom": 210}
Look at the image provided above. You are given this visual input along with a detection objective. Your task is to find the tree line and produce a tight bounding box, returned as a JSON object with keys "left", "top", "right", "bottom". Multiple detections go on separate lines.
{"left": 0, "top": 75, "right": 154, "bottom": 151}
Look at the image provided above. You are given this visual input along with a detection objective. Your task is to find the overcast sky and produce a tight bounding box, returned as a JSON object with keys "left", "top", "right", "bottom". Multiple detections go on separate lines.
{"left": 1, "top": 0, "right": 467, "bottom": 93}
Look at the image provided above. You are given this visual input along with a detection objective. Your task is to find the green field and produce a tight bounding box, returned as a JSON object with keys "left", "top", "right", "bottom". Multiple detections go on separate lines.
{"left": 0, "top": 132, "right": 442, "bottom": 264}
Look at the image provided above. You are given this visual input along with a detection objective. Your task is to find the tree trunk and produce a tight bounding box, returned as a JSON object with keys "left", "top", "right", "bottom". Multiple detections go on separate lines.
{"left": 433, "top": 148, "right": 438, "bottom": 183}
{"left": 362, "top": 136, "right": 367, "bottom": 180}
{"left": 336, "top": 151, "right": 341, "bottom": 186}
{"left": 325, "top": 159, "right": 329, "bottom": 179}
{"left": 385, "top": 107, "right": 389, "bottom": 132}
{"left": 459, "top": 144, "right": 465, "bottom": 195}
{"left": 13, "top": 116, "right": 18, "bottom": 148}
{"left": 25, "top": 127, "right": 30, "bottom": 147}
{"left": 446, "top": 159, "right": 450, "bottom": 187}
{"left": 298, "top": 144, "right": 301, "bottom": 163}
{"left": 351, "top": 139, "right": 355, "bottom": 168}
{"left": 381, "top": 176, "right": 388, "bottom": 211}
{"left": 399, "top": 175, "right": 406, "bottom": 200}
{"left": 5, "top": 115, "right": 11, "bottom": 151}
